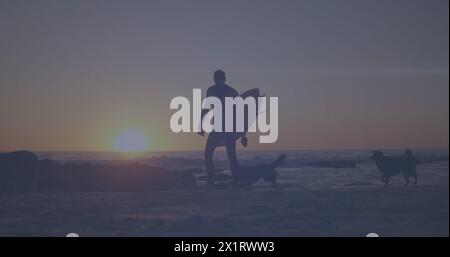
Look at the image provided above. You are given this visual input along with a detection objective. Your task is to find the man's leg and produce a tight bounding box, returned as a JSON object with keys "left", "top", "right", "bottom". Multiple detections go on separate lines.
{"left": 205, "top": 134, "right": 217, "bottom": 186}
{"left": 225, "top": 134, "right": 239, "bottom": 182}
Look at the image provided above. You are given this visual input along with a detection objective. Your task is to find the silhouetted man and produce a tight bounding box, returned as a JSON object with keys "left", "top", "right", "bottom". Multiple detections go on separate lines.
{"left": 199, "top": 70, "right": 239, "bottom": 186}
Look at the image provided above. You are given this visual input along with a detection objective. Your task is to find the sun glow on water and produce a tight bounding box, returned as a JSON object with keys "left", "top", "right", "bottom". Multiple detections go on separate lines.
{"left": 113, "top": 129, "right": 150, "bottom": 152}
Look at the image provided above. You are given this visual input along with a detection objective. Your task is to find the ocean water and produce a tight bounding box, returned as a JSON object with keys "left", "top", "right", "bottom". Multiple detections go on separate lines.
{"left": 35, "top": 149, "right": 449, "bottom": 189}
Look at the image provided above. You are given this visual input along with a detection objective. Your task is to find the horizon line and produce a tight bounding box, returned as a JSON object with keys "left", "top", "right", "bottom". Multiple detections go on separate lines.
{"left": 1, "top": 147, "right": 449, "bottom": 153}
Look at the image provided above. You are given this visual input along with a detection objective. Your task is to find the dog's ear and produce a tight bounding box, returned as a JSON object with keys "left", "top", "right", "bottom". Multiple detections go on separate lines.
{"left": 271, "top": 154, "right": 286, "bottom": 167}
{"left": 370, "top": 151, "right": 379, "bottom": 159}
{"left": 405, "top": 149, "right": 413, "bottom": 156}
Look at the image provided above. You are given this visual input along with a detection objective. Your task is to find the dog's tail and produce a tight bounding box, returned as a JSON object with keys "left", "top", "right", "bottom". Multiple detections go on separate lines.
{"left": 271, "top": 154, "right": 287, "bottom": 168}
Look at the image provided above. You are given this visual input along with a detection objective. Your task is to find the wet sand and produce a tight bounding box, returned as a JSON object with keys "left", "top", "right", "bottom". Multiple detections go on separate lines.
{"left": 0, "top": 184, "right": 448, "bottom": 237}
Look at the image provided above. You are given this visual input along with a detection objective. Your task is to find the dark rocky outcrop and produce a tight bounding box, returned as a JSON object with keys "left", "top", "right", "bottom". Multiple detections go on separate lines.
{"left": 37, "top": 159, "right": 62, "bottom": 191}
{"left": 56, "top": 162, "right": 196, "bottom": 192}
{"left": 0, "top": 150, "right": 39, "bottom": 193}
{"left": 1, "top": 151, "right": 197, "bottom": 193}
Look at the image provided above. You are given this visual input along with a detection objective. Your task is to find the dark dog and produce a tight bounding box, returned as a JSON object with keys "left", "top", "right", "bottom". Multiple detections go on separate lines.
{"left": 371, "top": 150, "right": 418, "bottom": 186}
{"left": 237, "top": 154, "right": 286, "bottom": 189}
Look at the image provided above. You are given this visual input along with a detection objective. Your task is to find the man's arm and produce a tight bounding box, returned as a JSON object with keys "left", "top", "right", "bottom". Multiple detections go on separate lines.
{"left": 200, "top": 87, "right": 214, "bottom": 120}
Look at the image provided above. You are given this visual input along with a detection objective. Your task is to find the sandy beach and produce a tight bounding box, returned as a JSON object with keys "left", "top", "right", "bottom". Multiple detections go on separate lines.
{"left": 0, "top": 184, "right": 447, "bottom": 237}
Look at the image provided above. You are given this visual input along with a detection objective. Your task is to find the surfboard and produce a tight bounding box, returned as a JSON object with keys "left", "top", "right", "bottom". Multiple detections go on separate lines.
{"left": 212, "top": 88, "right": 264, "bottom": 147}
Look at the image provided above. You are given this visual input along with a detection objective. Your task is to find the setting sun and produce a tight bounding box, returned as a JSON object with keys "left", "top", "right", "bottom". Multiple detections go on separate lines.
{"left": 113, "top": 129, "right": 150, "bottom": 152}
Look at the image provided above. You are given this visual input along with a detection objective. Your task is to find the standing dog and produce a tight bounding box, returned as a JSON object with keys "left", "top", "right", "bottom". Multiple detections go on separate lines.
{"left": 403, "top": 149, "right": 418, "bottom": 185}
{"left": 371, "top": 150, "right": 418, "bottom": 186}
{"left": 237, "top": 154, "right": 286, "bottom": 189}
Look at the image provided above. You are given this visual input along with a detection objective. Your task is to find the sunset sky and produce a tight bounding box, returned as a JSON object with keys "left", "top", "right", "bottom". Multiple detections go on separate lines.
{"left": 0, "top": 0, "right": 448, "bottom": 151}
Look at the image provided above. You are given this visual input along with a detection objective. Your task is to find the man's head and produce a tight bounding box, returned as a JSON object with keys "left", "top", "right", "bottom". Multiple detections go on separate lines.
{"left": 213, "top": 70, "right": 226, "bottom": 85}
